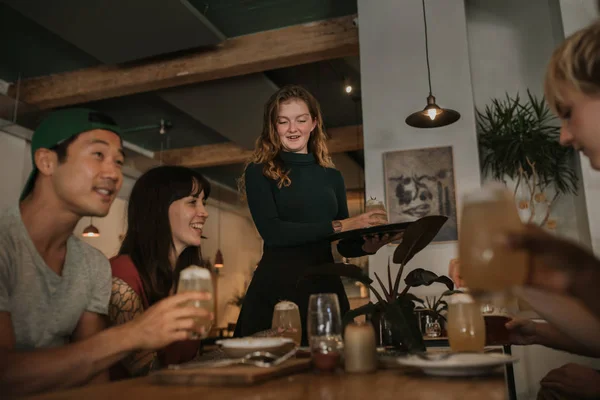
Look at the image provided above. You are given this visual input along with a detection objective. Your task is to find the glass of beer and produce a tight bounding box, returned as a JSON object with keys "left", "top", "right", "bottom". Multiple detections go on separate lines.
{"left": 447, "top": 293, "right": 486, "bottom": 352}
{"left": 271, "top": 301, "right": 302, "bottom": 345}
{"left": 458, "top": 184, "right": 528, "bottom": 295}
{"left": 365, "top": 197, "right": 388, "bottom": 224}
{"left": 177, "top": 265, "right": 214, "bottom": 339}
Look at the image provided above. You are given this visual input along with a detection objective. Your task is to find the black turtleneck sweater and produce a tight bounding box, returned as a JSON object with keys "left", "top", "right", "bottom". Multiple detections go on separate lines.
{"left": 244, "top": 151, "right": 366, "bottom": 257}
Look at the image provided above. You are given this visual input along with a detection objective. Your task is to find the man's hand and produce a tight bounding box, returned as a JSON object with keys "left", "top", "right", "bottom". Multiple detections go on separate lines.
{"left": 540, "top": 363, "right": 600, "bottom": 399}
{"left": 125, "top": 291, "right": 213, "bottom": 351}
{"left": 505, "top": 318, "right": 538, "bottom": 346}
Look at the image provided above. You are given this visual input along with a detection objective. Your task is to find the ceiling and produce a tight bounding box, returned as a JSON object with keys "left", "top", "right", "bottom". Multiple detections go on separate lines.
{"left": 0, "top": 0, "right": 363, "bottom": 190}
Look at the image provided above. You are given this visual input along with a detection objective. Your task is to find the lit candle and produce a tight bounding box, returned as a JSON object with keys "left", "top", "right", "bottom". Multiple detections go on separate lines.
{"left": 344, "top": 321, "right": 377, "bottom": 373}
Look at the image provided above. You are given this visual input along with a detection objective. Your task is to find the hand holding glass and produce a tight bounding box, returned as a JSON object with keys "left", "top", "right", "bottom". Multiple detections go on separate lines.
{"left": 458, "top": 185, "right": 528, "bottom": 294}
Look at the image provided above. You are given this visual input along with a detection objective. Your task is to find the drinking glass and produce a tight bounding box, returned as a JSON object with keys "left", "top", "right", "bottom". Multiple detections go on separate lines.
{"left": 271, "top": 301, "right": 302, "bottom": 345}
{"left": 307, "top": 293, "right": 344, "bottom": 371}
{"left": 458, "top": 184, "right": 528, "bottom": 295}
{"left": 177, "top": 265, "right": 214, "bottom": 339}
{"left": 365, "top": 197, "right": 388, "bottom": 224}
{"left": 447, "top": 293, "right": 486, "bottom": 352}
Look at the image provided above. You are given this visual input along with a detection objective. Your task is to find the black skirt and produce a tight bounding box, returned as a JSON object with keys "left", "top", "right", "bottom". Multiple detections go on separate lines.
{"left": 233, "top": 240, "right": 350, "bottom": 346}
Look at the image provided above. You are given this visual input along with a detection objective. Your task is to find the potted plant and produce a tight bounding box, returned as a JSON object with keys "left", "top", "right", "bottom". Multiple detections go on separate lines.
{"left": 302, "top": 215, "right": 452, "bottom": 353}
{"left": 476, "top": 90, "right": 578, "bottom": 228}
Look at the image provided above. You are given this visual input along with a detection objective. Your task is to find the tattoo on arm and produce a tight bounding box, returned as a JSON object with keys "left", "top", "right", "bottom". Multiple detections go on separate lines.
{"left": 108, "top": 278, "right": 160, "bottom": 376}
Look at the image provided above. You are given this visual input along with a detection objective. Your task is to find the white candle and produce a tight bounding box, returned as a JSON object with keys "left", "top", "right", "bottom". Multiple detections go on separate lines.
{"left": 344, "top": 321, "right": 377, "bottom": 373}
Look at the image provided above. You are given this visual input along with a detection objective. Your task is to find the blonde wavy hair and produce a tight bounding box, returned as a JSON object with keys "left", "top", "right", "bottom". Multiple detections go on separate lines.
{"left": 545, "top": 19, "right": 600, "bottom": 117}
{"left": 238, "top": 85, "right": 334, "bottom": 198}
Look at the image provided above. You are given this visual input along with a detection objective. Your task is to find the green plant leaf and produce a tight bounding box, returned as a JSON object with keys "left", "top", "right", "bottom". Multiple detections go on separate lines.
{"left": 391, "top": 215, "right": 448, "bottom": 295}
{"left": 403, "top": 293, "right": 425, "bottom": 305}
{"left": 404, "top": 268, "right": 454, "bottom": 291}
{"left": 476, "top": 91, "right": 578, "bottom": 195}
{"left": 374, "top": 272, "right": 391, "bottom": 302}
{"left": 342, "top": 302, "right": 379, "bottom": 329}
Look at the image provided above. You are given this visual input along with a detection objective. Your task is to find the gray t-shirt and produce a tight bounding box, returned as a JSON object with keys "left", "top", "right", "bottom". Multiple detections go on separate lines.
{"left": 0, "top": 206, "right": 111, "bottom": 349}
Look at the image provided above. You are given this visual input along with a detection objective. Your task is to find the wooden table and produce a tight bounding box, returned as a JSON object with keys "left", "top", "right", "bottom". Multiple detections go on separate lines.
{"left": 28, "top": 368, "right": 507, "bottom": 400}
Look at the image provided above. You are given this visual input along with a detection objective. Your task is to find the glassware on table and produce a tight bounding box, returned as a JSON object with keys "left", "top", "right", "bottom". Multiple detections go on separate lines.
{"left": 307, "top": 293, "right": 344, "bottom": 372}
{"left": 447, "top": 293, "right": 486, "bottom": 352}
{"left": 271, "top": 301, "right": 302, "bottom": 345}
{"left": 177, "top": 265, "right": 214, "bottom": 339}
{"left": 458, "top": 185, "right": 528, "bottom": 296}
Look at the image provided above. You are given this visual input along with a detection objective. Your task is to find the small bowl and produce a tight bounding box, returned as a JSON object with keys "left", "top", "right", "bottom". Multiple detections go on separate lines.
{"left": 215, "top": 337, "right": 295, "bottom": 359}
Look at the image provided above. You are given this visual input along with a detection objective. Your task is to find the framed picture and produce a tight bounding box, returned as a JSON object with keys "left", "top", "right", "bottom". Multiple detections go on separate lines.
{"left": 383, "top": 146, "right": 458, "bottom": 243}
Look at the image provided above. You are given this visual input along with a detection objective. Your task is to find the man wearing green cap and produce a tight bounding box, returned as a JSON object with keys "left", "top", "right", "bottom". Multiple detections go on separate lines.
{"left": 0, "top": 109, "right": 212, "bottom": 396}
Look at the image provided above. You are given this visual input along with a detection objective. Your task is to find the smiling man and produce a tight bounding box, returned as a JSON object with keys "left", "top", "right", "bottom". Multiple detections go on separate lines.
{"left": 0, "top": 109, "right": 212, "bottom": 396}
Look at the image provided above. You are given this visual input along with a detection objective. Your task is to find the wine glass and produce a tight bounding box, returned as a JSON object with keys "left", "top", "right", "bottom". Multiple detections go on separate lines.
{"left": 271, "top": 301, "right": 302, "bottom": 345}
{"left": 307, "top": 293, "right": 344, "bottom": 372}
{"left": 177, "top": 265, "right": 214, "bottom": 339}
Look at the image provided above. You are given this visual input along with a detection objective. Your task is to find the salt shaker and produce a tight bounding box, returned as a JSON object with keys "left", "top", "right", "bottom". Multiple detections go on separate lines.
{"left": 344, "top": 321, "right": 377, "bottom": 373}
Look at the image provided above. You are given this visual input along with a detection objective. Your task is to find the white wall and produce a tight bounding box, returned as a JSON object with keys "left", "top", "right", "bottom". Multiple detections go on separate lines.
{"left": 0, "top": 131, "right": 30, "bottom": 211}
{"left": 358, "top": 0, "right": 480, "bottom": 300}
{"left": 467, "top": 0, "right": 591, "bottom": 246}
{"left": 358, "top": 1, "right": 600, "bottom": 399}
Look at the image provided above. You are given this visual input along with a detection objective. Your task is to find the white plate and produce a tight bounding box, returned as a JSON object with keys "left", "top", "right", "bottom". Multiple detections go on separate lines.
{"left": 390, "top": 353, "right": 518, "bottom": 377}
{"left": 215, "top": 337, "right": 295, "bottom": 358}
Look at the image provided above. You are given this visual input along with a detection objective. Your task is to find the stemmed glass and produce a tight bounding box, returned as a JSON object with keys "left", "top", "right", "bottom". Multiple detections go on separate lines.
{"left": 307, "top": 293, "right": 344, "bottom": 372}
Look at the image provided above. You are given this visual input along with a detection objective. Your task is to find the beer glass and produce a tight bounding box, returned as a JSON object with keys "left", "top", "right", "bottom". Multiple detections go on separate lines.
{"left": 458, "top": 185, "right": 528, "bottom": 294}
{"left": 447, "top": 293, "right": 486, "bottom": 352}
{"left": 177, "top": 265, "right": 214, "bottom": 339}
{"left": 271, "top": 301, "right": 302, "bottom": 345}
{"left": 365, "top": 197, "right": 388, "bottom": 224}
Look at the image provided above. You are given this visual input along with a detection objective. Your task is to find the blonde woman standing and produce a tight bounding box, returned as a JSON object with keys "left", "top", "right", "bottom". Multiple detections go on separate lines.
{"left": 234, "top": 85, "right": 398, "bottom": 344}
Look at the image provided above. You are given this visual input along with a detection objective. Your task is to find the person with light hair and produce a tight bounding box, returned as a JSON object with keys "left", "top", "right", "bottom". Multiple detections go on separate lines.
{"left": 501, "top": 20, "right": 600, "bottom": 400}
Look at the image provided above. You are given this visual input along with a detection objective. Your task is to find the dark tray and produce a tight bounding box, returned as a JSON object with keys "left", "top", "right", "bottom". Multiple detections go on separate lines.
{"left": 328, "top": 221, "right": 412, "bottom": 242}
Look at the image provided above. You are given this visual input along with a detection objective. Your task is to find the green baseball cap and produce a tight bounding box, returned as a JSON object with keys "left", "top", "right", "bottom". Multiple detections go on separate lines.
{"left": 20, "top": 108, "right": 122, "bottom": 201}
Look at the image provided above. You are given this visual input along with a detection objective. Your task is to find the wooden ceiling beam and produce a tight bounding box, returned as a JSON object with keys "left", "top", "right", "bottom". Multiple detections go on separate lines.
{"left": 7, "top": 15, "right": 359, "bottom": 110}
{"left": 158, "top": 125, "right": 363, "bottom": 168}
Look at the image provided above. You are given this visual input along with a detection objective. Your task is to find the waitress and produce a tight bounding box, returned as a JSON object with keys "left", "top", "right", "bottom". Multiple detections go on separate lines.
{"left": 234, "top": 85, "right": 397, "bottom": 344}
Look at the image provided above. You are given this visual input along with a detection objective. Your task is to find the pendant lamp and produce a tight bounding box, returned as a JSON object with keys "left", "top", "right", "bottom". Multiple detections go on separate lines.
{"left": 405, "top": 0, "right": 460, "bottom": 128}
{"left": 82, "top": 217, "right": 100, "bottom": 238}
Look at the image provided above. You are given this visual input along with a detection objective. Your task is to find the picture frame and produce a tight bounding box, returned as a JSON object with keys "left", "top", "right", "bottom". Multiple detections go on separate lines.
{"left": 383, "top": 146, "right": 458, "bottom": 243}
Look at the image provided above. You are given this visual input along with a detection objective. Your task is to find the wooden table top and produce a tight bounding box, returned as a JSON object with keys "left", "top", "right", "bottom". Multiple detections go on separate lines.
{"left": 27, "top": 368, "right": 507, "bottom": 400}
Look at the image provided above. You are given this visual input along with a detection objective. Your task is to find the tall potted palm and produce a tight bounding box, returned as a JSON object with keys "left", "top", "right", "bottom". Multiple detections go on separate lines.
{"left": 476, "top": 90, "right": 578, "bottom": 228}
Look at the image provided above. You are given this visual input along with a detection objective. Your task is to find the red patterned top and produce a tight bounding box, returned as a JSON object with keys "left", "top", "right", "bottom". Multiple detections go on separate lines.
{"left": 109, "top": 255, "right": 200, "bottom": 380}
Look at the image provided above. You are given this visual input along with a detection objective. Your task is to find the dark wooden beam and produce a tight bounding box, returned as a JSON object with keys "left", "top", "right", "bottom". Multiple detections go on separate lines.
{"left": 8, "top": 15, "right": 359, "bottom": 109}
{"left": 158, "top": 125, "right": 363, "bottom": 168}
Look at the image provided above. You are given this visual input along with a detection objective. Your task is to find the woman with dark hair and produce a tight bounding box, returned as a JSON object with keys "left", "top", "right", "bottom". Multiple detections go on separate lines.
{"left": 235, "top": 85, "right": 400, "bottom": 344}
{"left": 108, "top": 165, "right": 212, "bottom": 379}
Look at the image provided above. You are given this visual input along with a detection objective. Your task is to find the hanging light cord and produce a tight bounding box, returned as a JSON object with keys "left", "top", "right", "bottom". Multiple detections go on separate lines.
{"left": 422, "top": 0, "right": 432, "bottom": 96}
